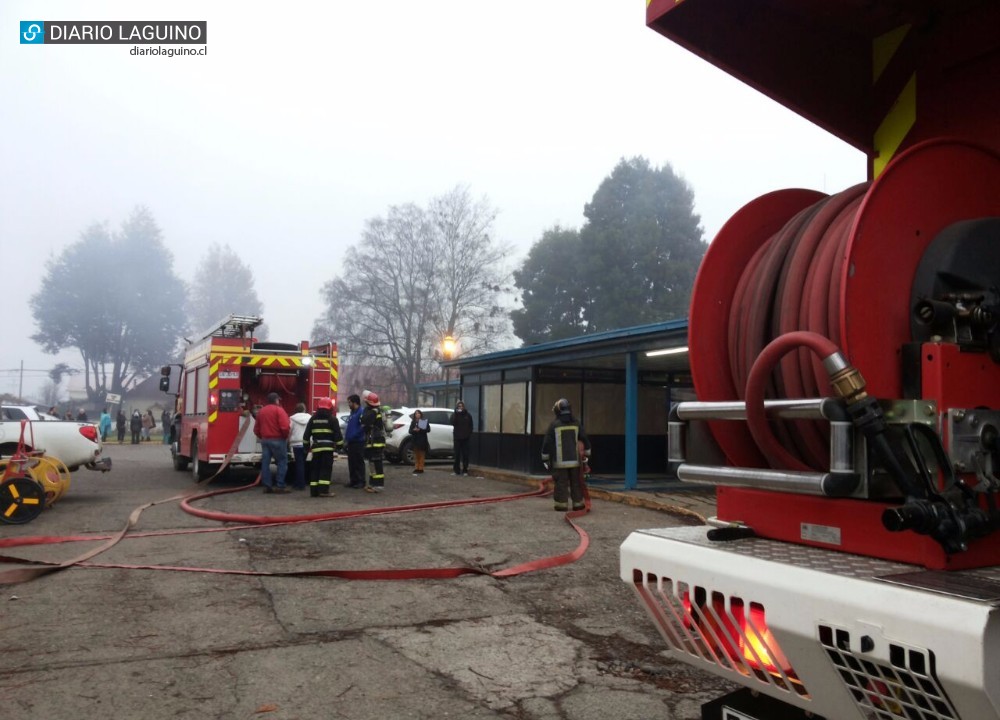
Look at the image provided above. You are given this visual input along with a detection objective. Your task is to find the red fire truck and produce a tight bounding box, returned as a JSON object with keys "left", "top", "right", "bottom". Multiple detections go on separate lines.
{"left": 161, "top": 314, "right": 338, "bottom": 480}
{"left": 621, "top": 3, "right": 1000, "bottom": 720}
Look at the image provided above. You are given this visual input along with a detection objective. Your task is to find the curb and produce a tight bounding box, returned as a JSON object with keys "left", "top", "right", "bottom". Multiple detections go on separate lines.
{"left": 469, "top": 467, "right": 711, "bottom": 525}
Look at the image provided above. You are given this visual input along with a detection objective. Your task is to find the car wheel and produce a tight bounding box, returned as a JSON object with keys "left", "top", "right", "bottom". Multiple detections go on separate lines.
{"left": 386, "top": 453, "right": 402, "bottom": 465}
{"left": 172, "top": 440, "right": 189, "bottom": 471}
{"left": 400, "top": 439, "right": 415, "bottom": 466}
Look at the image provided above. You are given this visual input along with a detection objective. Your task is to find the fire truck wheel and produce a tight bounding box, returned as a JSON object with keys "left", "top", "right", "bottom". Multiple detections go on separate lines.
{"left": 171, "top": 441, "right": 189, "bottom": 471}
{"left": 190, "top": 436, "right": 216, "bottom": 482}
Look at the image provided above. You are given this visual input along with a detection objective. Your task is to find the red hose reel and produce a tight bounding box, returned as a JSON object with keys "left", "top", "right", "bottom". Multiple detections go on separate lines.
{"left": 688, "top": 138, "right": 1000, "bottom": 568}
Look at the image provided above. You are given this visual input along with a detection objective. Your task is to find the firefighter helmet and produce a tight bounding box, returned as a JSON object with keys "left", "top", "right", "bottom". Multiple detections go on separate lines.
{"left": 317, "top": 397, "right": 334, "bottom": 411}
{"left": 366, "top": 391, "right": 380, "bottom": 407}
{"left": 553, "top": 398, "right": 572, "bottom": 416}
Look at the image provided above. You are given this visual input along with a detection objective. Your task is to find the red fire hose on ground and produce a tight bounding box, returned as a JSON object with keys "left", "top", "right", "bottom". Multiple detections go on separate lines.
{"left": 0, "top": 468, "right": 592, "bottom": 586}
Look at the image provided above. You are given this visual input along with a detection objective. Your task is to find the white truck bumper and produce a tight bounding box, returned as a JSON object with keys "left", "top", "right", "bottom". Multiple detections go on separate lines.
{"left": 621, "top": 525, "right": 1000, "bottom": 720}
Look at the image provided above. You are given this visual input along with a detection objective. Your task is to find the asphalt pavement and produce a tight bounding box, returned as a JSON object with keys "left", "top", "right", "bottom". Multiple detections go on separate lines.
{"left": 0, "top": 443, "right": 731, "bottom": 720}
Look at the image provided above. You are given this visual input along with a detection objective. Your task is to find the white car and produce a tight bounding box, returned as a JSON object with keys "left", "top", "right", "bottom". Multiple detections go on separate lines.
{"left": 0, "top": 405, "right": 111, "bottom": 472}
{"left": 384, "top": 407, "right": 455, "bottom": 465}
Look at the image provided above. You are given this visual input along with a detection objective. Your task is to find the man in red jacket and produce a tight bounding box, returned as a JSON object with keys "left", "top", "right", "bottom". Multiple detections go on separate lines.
{"left": 254, "top": 392, "right": 291, "bottom": 494}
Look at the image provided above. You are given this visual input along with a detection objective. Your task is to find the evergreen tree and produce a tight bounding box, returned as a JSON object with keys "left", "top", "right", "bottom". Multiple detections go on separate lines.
{"left": 511, "top": 226, "right": 587, "bottom": 343}
{"left": 188, "top": 243, "right": 267, "bottom": 338}
{"left": 513, "top": 157, "right": 706, "bottom": 342}
{"left": 30, "top": 207, "right": 188, "bottom": 404}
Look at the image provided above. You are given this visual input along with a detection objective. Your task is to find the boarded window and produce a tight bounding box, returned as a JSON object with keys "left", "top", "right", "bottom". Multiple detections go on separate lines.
{"left": 482, "top": 384, "right": 501, "bottom": 433}
{"left": 501, "top": 382, "right": 526, "bottom": 434}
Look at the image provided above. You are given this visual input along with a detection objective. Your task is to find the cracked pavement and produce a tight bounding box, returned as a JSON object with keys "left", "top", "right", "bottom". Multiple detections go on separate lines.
{"left": 0, "top": 444, "right": 732, "bottom": 719}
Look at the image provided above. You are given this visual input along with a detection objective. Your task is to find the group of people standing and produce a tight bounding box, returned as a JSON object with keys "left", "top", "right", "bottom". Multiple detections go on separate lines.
{"left": 89, "top": 407, "right": 161, "bottom": 444}
{"left": 253, "top": 389, "right": 388, "bottom": 496}
{"left": 252, "top": 392, "right": 481, "bottom": 496}
{"left": 109, "top": 409, "right": 159, "bottom": 444}
{"left": 237, "top": 390, "right": 592, "bottom": 514}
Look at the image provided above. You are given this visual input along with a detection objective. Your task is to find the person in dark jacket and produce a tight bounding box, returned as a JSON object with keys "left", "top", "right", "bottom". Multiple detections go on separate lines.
{"left": 161, "top": 408, "right": 173, "bottom": 445}
{"left": 540, "top": 398, "right": 591, "bottom": 512}
{"left": 343, "top": 394, "right": 366, "bottom": 488}
{"left": 408, "top": 409, "right": 431, "bottom": 475}
{"left": 129, "top": 409, "right": 142, "bottom": 445}
{"left": 116, "top": 410, "right": 127, "bottom": 444}
{"left": 449, "top": 401, "right": 473, "bottom": 475}
{"left": 360, "top": 390, "right": 386, "bottom": 492}
{"left": 303, "top": 397, "right": 343, "bottom": 497}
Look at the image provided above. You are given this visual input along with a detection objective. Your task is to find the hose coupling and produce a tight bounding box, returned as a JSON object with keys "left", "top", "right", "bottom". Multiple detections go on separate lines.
{"left": 824, "top": 353, "right": 868, "bottom": 405}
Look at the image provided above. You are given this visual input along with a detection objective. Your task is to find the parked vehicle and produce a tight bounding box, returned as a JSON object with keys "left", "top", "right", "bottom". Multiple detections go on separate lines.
{"left": 384, "top": 407, "right": 454, "bottom": 465}
{"left": 161, "top": 314, "right": 338, "bottom": 480}
{"left": 0, "top": 404, "right": 111, "bottom": 472}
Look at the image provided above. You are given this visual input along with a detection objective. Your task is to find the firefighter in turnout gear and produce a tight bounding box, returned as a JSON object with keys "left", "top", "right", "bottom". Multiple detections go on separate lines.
{"left": 303, "top": 397, "right": 343, "bottom": 497}
{"left": 360, "top": 391, "right": 386, "bottom": 493}
{"left": 541, "top": 398, "right": 591, "bottom": 512}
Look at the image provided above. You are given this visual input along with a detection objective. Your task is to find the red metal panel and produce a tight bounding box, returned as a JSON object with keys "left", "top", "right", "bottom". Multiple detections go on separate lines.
{"left": 842, "top": 139, "right": 1000, "bottom": 398}
{"left": 717, "top": 486, "right": 1000, "bottom": 570}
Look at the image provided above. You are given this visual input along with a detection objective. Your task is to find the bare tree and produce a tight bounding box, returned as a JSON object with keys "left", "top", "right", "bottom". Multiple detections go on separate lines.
{"left": 313, "top": 187, "right": 513, "bottom": 405}
{"left": 188, "top": 243, "right": 267, "bottom": 338}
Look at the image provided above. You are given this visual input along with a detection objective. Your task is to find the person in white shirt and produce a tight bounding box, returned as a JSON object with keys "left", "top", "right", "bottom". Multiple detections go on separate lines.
{"left": 288, "top": 402, "right": 312, "bottom": 491}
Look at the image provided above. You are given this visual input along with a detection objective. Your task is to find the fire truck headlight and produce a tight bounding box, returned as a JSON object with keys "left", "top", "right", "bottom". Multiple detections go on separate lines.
{"left": 301, "top": 356, "right": 314, "bottom": 367}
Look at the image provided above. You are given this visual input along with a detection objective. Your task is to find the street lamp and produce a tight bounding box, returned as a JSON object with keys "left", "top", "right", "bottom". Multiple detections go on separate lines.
{"left": 441, "top": 335, "right": 457, "bottom": 407}
{"left": 441, "top": 335, "right": 456, "bottom": 361}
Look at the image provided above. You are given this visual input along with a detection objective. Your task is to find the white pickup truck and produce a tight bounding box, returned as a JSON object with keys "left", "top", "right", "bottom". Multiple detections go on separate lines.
{"left": 0, "top": 405, "right": 111, "bottom": 472}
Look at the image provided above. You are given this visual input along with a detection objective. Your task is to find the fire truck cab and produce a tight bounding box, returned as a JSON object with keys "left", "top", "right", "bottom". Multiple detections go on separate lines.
{"left": 162, "top": 314, "right": 338, "bottom": 480}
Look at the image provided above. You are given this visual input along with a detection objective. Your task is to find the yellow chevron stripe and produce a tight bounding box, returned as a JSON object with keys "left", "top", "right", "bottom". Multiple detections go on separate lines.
{"left": 208, "top": 410, "right": 218, "bottom": 423}
{"left": 873, "top": 73, "right": 916, "bottom": 179}
{"left": 208, "top": 376, "right": 219, "bottom": 389}
{"left": 873, "top": 24, "right": 909, "bottom": 83}
{"left": 207, "top": 351, "right": 338, "bottom": 369}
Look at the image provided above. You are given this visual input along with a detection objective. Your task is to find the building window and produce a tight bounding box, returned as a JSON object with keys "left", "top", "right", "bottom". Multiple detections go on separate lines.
{"left": 639, "top": 385, "right": 669, "bottom": 434}
{"left": 533, "top": 383, "right": 581, "bottom": 435}
{"left": 482, "top": 384, "right": 501, "bottom": 432}
{"left": 582, "top": 383, "right": 625, "bottom": 434}
{"left": 501, "top": 382, "right": 526, "bottom": 434}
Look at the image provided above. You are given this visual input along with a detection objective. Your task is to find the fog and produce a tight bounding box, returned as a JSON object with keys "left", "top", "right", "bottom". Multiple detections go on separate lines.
{"left": 0, "top": 0, "right": 865, "bottom": 400}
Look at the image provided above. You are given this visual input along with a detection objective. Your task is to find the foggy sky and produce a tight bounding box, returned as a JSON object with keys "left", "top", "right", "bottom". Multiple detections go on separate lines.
{"left": 0, "top": 0, "right": 865, "bottom": 400}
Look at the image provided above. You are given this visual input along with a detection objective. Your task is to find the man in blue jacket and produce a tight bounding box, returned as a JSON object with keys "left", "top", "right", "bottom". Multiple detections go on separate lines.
{"left": 343, "top": 394, "right": 366, "bottom": 489}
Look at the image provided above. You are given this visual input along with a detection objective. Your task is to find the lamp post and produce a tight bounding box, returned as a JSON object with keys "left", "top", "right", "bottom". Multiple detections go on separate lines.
{"left": 441, "top": 335, "right": 457, "bottom": 407}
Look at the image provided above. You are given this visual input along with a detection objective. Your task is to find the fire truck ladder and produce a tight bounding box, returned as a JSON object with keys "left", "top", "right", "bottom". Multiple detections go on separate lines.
{"left": 308, "top": 343, "right": 336, "bottom": 411}
{"left": 198, "top": 314, "right": 264, "bottom": 341}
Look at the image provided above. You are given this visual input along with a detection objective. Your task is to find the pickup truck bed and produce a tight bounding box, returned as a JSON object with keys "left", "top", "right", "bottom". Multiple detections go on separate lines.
{"left": 0, "top": 406, "right": 111, "bottom": 472}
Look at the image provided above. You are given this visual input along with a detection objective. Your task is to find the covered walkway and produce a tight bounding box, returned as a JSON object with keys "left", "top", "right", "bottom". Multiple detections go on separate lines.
{"left": 438, "top": 321, "right": 692, "bottom": 489}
